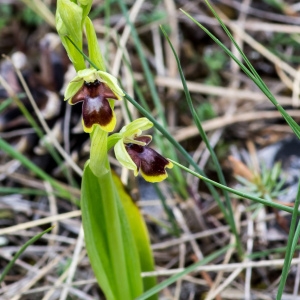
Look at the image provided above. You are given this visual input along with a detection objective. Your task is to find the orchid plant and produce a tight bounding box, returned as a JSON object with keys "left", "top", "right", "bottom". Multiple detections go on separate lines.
{"left": 56, "top": 0, "right": 172, "bottom": 298}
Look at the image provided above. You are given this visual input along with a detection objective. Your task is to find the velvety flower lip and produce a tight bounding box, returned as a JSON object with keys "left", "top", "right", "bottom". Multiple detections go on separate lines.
{"left": 125, "top": 141, "right": 173, "bottom": 183}
{"left": 70, "top": 80, "right": 117, "bottom": 132}
{"left": 64, "top": 68, "right": 124, "bottom": 133}
{"left": 112, "top": 118, "right": 173, "bottom": 182}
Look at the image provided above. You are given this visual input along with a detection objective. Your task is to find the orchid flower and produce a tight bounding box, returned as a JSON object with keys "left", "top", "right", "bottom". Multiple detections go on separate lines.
{"left": 109, "top": 118, "right": 173, "bottom": 182}
{"left": 64, "top": 68, "right": 124, "bottom": 133}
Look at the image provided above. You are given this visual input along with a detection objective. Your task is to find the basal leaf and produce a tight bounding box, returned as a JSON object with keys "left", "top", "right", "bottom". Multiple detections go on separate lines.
{"left": 112, "top": 172, "right": 157, "bottom": 299}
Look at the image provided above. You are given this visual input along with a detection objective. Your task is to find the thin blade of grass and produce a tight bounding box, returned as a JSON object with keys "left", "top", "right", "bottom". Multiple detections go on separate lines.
{"left": 0, "top": 137, "right": 72, "bottom": 201}
{"left": 0, "top": 97, "right": 14, "bottom": 112}
{"left": 248, "top": 245, "right": 300, "bottom": 260}
{"left": 276, "top": 178, "right": 300, "bottom": 299}
{"left": 136, "top": 244, "right": 233, "bottom": 300}
{"left": 169, "top": 159, "right": 297, "bottom": 215}
{"left": 0, "top": 75, "right": 78, "bottom": 187}
{"left": 180, "top": 9, "right": 300, "bottom": 139}
{"left": 0, "top": 226, "right": 53, "bottom": 284}
{"left": 0, "top": 187, "right": 58, "bottom": 197}
{"left": 161, "top": 25, "right": 243, "bottom": 257}
{"left": 153, "top": 183, "right": 180, "bottom": 237}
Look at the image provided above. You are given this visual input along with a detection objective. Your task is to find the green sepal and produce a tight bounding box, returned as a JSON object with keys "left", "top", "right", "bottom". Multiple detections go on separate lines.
{"left": 114, "top": 139, "right": 137, "bottom": 174}
{"left": 89, "top": 126, "right": 109, "bottom": 177}
{"left": 120, "top": 117, "right": 153, "bottom": 137}
{"left": 64, "top": 76, "right": 83, "bottom": 101}
{"left": 97, "top": 71, "right": 125, "bottom": 99}
{"left": 85, "top": 17, "right": 106, "bottom": 72}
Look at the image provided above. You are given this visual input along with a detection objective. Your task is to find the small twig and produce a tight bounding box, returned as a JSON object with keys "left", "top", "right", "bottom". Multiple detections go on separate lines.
{"left": 0, "top": 211, "right": 81, "bottom": 235}
{"left": 59, "top": 226, "right": 85, "bottom": 300}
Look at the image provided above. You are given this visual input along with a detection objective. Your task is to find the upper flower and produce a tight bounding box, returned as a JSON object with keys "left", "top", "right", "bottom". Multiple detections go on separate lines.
{"left": 64, "top": 68, "right": 124, "bottom": 133}
{"left": 110, "top": 118, "right": 173, "bottom": 182}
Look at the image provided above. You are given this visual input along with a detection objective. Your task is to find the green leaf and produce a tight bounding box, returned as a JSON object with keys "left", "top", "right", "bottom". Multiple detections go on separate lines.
{"left": 81, "top": 163, "right": 143, "bottom": 300}
{"left": 112, "top": 172, "right": 157, "bottom": 298}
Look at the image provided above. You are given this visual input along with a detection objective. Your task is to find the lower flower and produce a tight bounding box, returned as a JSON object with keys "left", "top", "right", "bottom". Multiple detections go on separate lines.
{"left": 112, "top": 118, "right": 173, "bottom": 183}
{"left": 125, "top": 141, "right": 173, "bottom": 183}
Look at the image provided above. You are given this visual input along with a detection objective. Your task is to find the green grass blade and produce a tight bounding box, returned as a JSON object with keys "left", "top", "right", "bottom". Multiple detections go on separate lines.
{"left": 0, "top": 226, "right": 53, "bottom": 284}
{"left": 276, "top": 178, "right": 300, "bottom": 299}
{"left": 0, "top": 137, "right": 72, "bottom": 200}
{"left": 0, "top": 187, "right": 57, "bottom": 197}
{"left": 0, "top": 97, "right": 14, "bottom": 112}
{"left": 161, "top": 25, "right": 243, "bottom": 256}
{"left": 180, "top": 9, "right": 300, "bottom": 139}
{"left": 248, "top": 245, "right": 300, "bottom": 260}
{"left": 136, "top": 244, "right": 233, "bottom": 300}
{"left": 169, "top": 159, "right": 296, "bottom": 215}
{"left": 9, "top": 91, "right": 77, "bottom": 187}
{"left": 153, "top": 183, "right": 180, "bottom": 237}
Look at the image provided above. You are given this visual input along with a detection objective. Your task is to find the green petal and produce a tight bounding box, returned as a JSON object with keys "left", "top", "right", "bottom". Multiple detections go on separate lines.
{"left": 97, "top": 71, "right": 125, "bottom": 99}
{"left": 114, "top": 140, "right": 137, "bottom": 173}
{"left": 64, "top": 77, "right": 83, "bottom": 100}
{"left": 120, "top": 118, "right": 153, "bottom": 137}
{"left": 77, "top": 68, "right": 97, "bottom": 82}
